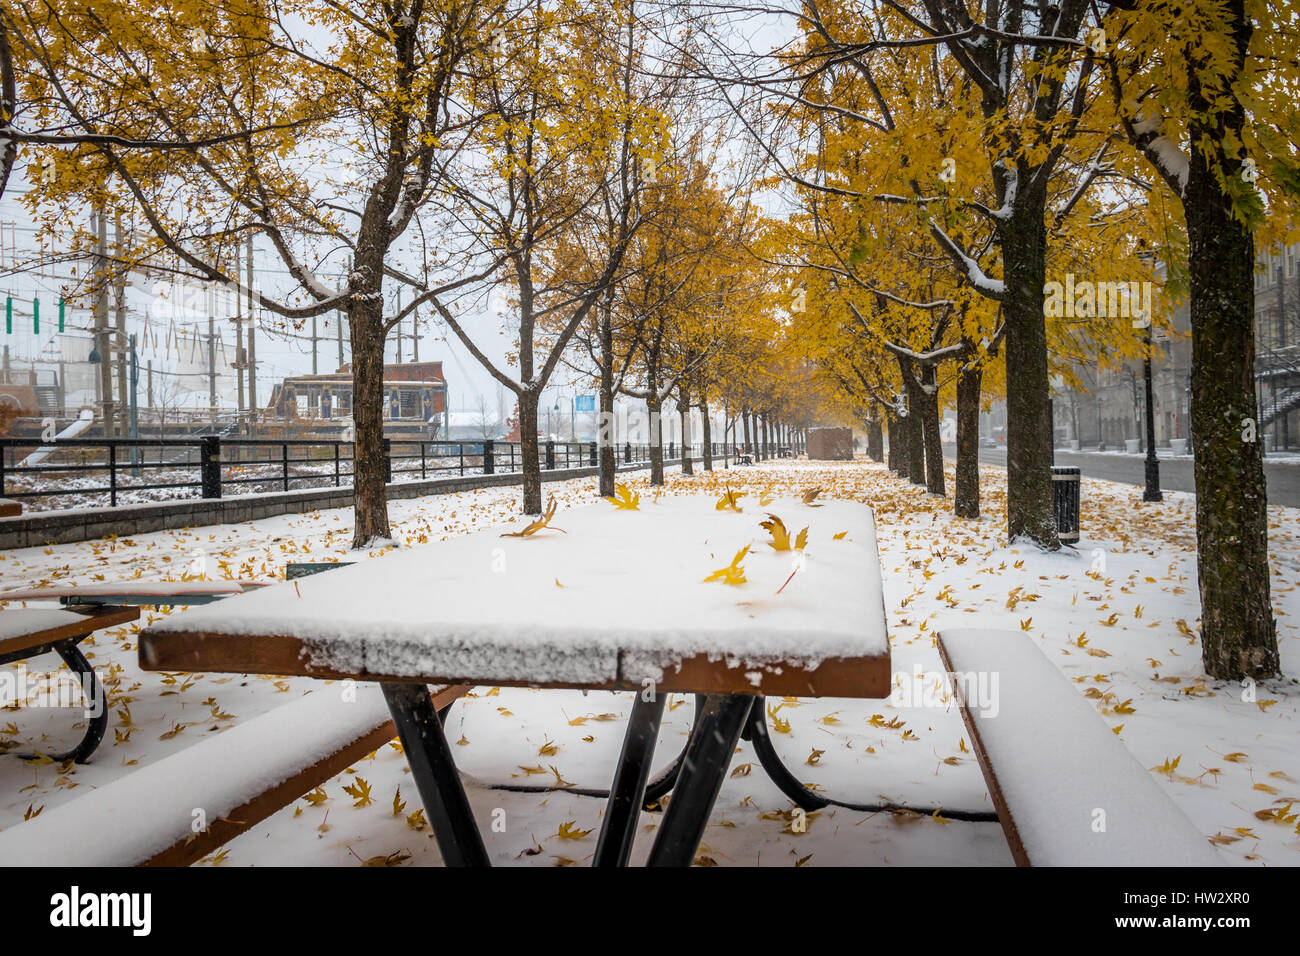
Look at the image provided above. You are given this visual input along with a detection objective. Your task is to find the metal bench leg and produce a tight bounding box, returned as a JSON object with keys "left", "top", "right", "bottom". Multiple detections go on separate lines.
{"left": 745, "top": 695, "right": 829, "bottom": 812}
{"left": 646, "top": 694, "right": 752, "bottom": 867}
{"left": 381, "top": 682, "right": 489, "bottom": 867}
{"left": 16, "top": 639, "right": 108, "bottom": 765}
{"left": 593, "top": 692, "right": 665, "bottom": 867}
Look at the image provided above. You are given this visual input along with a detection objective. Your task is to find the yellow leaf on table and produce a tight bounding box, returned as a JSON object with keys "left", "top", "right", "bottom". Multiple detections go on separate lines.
{"left": 703, "top": 545, "right": 749, "bottom": 587}
{"left": 761, "top": 514, "right": 808, "bottom": 552}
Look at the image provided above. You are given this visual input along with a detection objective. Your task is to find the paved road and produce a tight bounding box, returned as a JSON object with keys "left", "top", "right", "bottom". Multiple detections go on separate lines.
{"left": 941, "top": 444, "right": 1300, "bottom": 508}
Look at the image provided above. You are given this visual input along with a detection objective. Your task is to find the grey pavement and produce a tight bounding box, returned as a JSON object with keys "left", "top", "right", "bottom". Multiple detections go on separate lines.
{"left": 940, "top": 443, "right": 1300, "bottom": 508}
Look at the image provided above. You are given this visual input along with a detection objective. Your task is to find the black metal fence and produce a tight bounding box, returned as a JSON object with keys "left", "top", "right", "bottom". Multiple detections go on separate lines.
{"left": 0, "top": 436, "right": 746, "bottom": 511}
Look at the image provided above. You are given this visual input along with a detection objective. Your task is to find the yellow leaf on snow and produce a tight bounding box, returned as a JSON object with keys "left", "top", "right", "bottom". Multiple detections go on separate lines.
{"left": 761, "top": 514, "right": 808, "bottom": 553}
{"left": 607, "top": 484, "right": 640, "bottom": 511}
{"left": 703, "top": 545, "right": 749, "bottom": 587}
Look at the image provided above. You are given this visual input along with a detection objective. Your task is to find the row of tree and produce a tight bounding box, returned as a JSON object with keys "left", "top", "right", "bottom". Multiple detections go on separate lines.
{"left": 3, "top": 0, "right": 1294, "bottom": 679}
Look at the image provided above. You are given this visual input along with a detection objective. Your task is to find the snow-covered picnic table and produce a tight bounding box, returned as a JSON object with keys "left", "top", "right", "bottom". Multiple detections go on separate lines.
{"left": 138, "top": 493, "right": 891, "bottom": 866}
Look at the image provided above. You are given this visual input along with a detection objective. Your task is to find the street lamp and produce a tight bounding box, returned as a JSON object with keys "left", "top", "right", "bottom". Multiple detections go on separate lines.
{"left": 89, "top": 330, "right": 140, "bottom": 474}
{"left": 1141, "top": 321, "right": 1162, "bottom": 502}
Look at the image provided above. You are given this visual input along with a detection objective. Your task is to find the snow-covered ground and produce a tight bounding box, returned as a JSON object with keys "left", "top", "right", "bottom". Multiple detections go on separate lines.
{"left": 1, "top": 458, "right": 1297, "bottom": 866}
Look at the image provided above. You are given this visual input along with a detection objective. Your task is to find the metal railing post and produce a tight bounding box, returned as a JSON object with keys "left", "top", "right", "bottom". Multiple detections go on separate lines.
{"left": 546, "top": 440, "right": 555, "bottom": 470}
{"left": 589, "top": 441, "right": 597, "bottom": 466}
{"left": 483, "top": 439, "right": 495, "bottom": 475}
{"left": 383, "top": 438, "right": 392, "bottom": 483}
{"left": 200, "top": 436, "right": 222, "bottom": 499}
{"left": 108, "top": 443, "right": 118, "bottom": 506}
{"left": 282, "top": 443, "right": 290, "bottom": 492}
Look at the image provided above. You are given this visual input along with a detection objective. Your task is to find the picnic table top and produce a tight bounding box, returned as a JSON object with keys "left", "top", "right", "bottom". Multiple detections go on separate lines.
{"left": 139, "top": 493, "right": 891, "bottom": 698}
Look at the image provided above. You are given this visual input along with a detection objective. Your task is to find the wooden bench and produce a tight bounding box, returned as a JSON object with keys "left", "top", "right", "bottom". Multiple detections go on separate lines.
{"left": 734, "top": 454, "right": 754, "bottom": 466}
{"left": 0, "top": 606, "right": 140, "bottom": 763}
{"left": 936, "top": 628, "right": 1224, "bottom": 866}
{"left": 0, "top": 682, "right": 467, "bottom": 865}
{"left": 1, "top": 566, "right": 469, "bottom": 865}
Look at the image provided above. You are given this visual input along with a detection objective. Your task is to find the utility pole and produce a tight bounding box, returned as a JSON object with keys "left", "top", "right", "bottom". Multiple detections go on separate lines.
{"left": 114, "top": 218, "right": 128, "bottom": 438}
{"left": 246, "top": 235, "right": 257, "bottom": 418}
{"left": 311, "top": 313, "right": 318, "bottom": 374}
{"left": 147, "top": 359, "right": 153, "bottom": 409}
{"left": 208, "top": 292, "right": 217, "bottom": 424}
{"left": 234, "top": 285, "right": 245, "bottom": 417}
{"left": 412, "top": 305, "right": 420, "bottom": 362}
{"left": 395, "top": 288, "right": 403, "bottom": 365}
{"left": 336, "top": 310, "right": 344, "bottom": 370}
{"left": 95, "top": 208, "right": 114, "bottom": 434}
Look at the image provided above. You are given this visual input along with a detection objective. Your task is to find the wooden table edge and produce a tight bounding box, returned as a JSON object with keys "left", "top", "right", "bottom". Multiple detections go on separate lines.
{"left": 138, "top": 626, "right": 892, "bottom": 699}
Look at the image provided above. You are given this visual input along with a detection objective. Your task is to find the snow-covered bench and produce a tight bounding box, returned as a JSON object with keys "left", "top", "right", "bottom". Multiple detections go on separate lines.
{"left": 936, "top": 629, "right": 1223, "bottom": 866}
{"left": 0, "top": 682, "right": 467, "bottom": 865}
{"left": 0, "top": 605, "right": 141, "bottom": 763}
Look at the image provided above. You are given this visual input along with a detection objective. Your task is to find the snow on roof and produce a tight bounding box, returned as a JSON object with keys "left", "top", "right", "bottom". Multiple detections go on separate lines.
{"left": 146, "top": 495, "right": 887, "bottom": 687}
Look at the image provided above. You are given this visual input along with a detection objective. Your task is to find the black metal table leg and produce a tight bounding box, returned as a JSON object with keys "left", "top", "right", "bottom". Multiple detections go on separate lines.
{"left": 646, "top": 694, "right": 753, "bottom": 867}
{"left": 745, "top": 695, "right": 830, "bottom": 811}
{"left": 593, "top": 692, "right": 665, "bottom": 867}
{"left": 16, "top": 637, "right": 108, "bottom": 765}
{"left": 381, "top": 682, "right": 490, "bottom": 867}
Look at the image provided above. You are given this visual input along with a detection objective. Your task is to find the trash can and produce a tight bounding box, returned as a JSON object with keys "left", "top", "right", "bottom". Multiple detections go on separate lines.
{"left": 1051, "top": 465, "right": 1080, "bottom": 545}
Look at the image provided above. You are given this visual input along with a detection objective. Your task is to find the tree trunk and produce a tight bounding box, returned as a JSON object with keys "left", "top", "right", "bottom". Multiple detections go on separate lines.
{"left": 920, "top": 364, "right": 945, "bottom": 495}
{"left": 699, "top": 391, "right": 713, "bottom": 471}
{"left": 955, "top": 358, "right": 982, "bottom": 519}
{"left": 647, "top": 392, "right": 664, "bottom": 484}
{"left": 886, "top": 411, "right": 899, "bottom": 472}
{"left": 519, "top": 391, "right": 542, "bottom": 514}
{"left": 742, "top": 407, "right": 752, "bottom": 455}
{"left": 679, "top": 385, "right": 694, "bottom": 476}
{"left": 1000, "top": 185, "right": 1059, "bottom": 548}
{"left": 1186, "top": 0, "right": 1278, "bottom": 679}
{"left": 867, "top": 416, "right": 884, "bottom": 462}
{"left": 898, "top": 357, "right": 926, "bottom": 485}
{"left": 349, "top": 298, "right": 390, "bottom": 547}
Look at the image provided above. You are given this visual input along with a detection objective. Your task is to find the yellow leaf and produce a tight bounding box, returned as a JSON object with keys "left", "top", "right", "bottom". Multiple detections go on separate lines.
{"left": 801, "top": 487, "right": 823, "bottom": 505}
{"left": 715, "top": 489, "right": 743, "bottom": 512}
{"left": 703, "top": 545, "right": 749, "bottom": 587}
{"left": 832, "top": 531, "right": 848, "bottom": 540}
{"left": 767, "top": 702, "right": 791, "bottom": 734}
{"left": 342, "top": 777, "right": 373, "bottom": 807}
{"left": 607, "top": 484, "right": 641, "bottom": 511}
{"left": 501, "top": 499, "right": 565, "bottom": 536}
{"left": 806, "top": 748, "right": 824, "bottom": 765}
{"left": 556, "top": 820, "right": 592, "bottom": 840}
